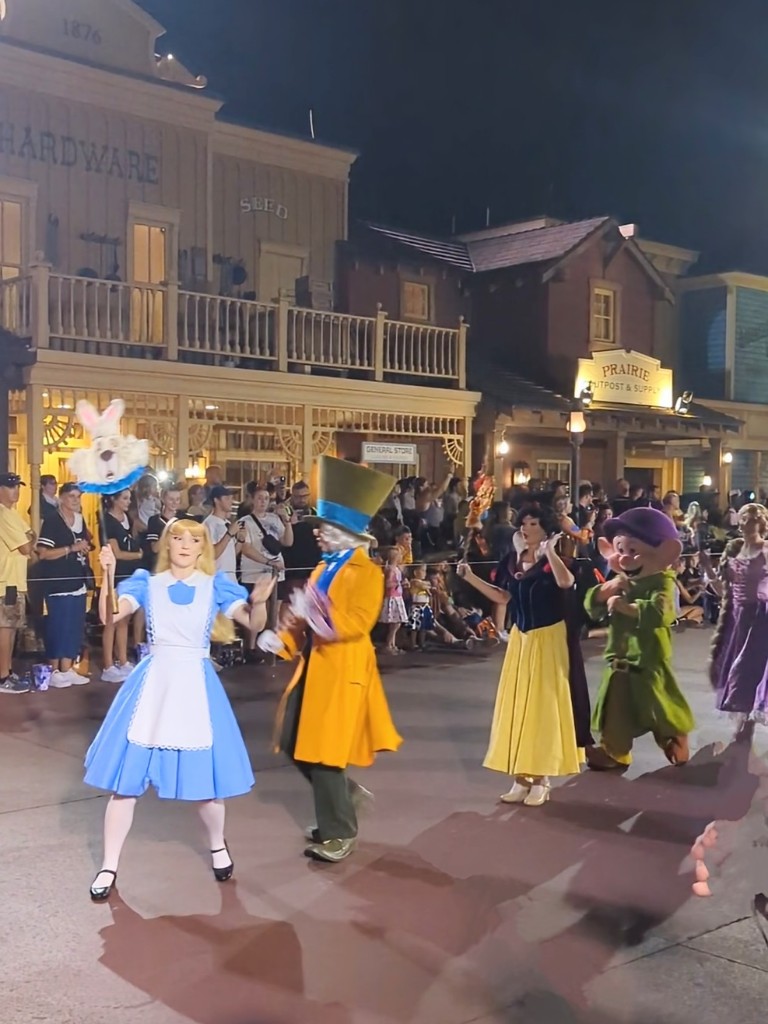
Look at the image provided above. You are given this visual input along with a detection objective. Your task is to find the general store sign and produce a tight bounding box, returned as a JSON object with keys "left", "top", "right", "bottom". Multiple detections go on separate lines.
{"left": 575, "top": 349, "right": 673, "bottom": 409}
{"left": 362, "top": 442, "right": 417, "bottom": 464}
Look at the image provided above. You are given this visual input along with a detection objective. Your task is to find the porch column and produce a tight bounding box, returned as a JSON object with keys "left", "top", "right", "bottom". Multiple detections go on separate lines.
{"left": 302, "top": 404, "right": 313, "bottom": 481}
{"left": 26, "top": 383, "right": 44, "bottom": 537}
{"left": 462, "top": 416, "right": 472, "bottom": 479}
{"left": 604, "top": 430, "right": 626, "bottom": 488}
{"left": 176, "top": 397, "right": 190, "bottom": 477}
{"left": 708, "top": 438, "right": 724, "bottom": 498}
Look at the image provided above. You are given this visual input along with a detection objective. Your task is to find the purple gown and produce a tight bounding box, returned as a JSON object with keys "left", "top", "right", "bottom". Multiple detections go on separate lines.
{"left": 711, "top": 544, "right": 768, "bottom": 720}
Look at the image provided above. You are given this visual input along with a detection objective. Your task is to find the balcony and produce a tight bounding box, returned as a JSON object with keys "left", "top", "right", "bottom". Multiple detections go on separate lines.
{"left": 0, "top": 266, "right": 467, "bottom": 388}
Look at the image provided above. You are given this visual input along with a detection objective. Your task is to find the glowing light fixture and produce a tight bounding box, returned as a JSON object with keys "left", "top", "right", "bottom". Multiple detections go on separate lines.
{"left": 512, "top": 461, "right": 531, "bottom": 486}
{"left": 702, "top": 475, "right": 713, "bottom": 488}
{"left": 567, "top": 410, "right": 587, "bottom": 434}
{"left": 496, "top": 438, "right": 510, "bottom": 457}
{"left": 722, "top": 450, "right": 733, "bottom": 465}
{"left": 579, "top": 383, "right": 594, "bottom": 408}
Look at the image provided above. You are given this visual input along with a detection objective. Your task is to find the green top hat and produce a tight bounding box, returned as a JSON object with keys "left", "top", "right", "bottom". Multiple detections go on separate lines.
{"left": 312, "top": 456, "right": 395, "bottom": 538}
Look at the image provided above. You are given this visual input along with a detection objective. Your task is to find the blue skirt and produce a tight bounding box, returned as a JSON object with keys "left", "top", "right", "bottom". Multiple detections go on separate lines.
{"left": 84, "top": 659, "right": 255, "bottom": 801}
{"left": 45, "top": 592, "right": 87, "bottom": 660}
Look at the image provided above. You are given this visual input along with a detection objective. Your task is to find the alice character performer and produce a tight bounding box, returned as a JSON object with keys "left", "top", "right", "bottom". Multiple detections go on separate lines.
{"left": 85, "top": 519, "right": 275, "bottom": 901}
{"left": 710, "top": 503, "right": 768, "bottom": 732}
{"left": 457, "top": 504, "right": 590, "bottom": 807}
{"left": 258, "top": 456, "right": 403, "bottom": 863}
{"left": 379, "top": 546, "right": 408, "bottom": 653}
{"left": 585, "top": 507, "right": 695, "bottom": 770}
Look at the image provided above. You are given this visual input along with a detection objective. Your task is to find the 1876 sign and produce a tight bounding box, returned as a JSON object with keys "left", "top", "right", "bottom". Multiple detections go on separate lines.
{"left": 0, "top": 121, "right": 159, "bottom": 184}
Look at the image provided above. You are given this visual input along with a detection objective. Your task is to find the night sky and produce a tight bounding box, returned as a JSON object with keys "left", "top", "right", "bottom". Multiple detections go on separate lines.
{"left": 140, "top": 0, "right": 768, "bottom": 273}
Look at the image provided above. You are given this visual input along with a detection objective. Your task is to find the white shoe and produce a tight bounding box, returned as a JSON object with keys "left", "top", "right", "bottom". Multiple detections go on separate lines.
{"left": 116, "top": 662, "right": 134, "bottom": 680}
{"left": 500, "top": 778, "right": 532, "bottom": 803}
{"left": 524, "top": 780, "right": 551, "bottom": 807}
{"left": 68, "top": 669, "right": 90, "bottom": 686}
{"left": 101, "top": 665, "right": 124, "bottom": 683}
{"left": 49, "top": 670, "right": 74, "bottom": 689}
{"left": 499, "top": 630, "right": 510, "bottom": 642}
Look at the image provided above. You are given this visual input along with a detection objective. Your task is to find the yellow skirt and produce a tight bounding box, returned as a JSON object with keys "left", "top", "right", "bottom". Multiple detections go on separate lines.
{"left": 483, "top": 620, "right": 583, "bottom": 779}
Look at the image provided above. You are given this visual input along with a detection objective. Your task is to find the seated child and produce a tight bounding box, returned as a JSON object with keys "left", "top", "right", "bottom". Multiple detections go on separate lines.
{"left": 675, "top": 557, "right": 704, "bottom": 625}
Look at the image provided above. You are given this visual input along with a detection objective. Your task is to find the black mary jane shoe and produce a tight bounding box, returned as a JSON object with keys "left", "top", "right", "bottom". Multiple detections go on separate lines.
{"left": 211, "top": 844, "right": 234, "bottom": 882}
{"left": 90, "top": 869, "right": 117, "bottom": 902}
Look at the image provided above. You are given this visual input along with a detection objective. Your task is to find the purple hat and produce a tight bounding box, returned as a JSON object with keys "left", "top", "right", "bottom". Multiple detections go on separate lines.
{"left": 603, "top": 507, "right": 680, "bottom": 548}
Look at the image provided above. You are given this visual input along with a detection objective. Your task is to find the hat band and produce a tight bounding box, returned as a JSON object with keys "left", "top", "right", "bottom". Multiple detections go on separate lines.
{"left": 316, "top": 499, "right": 371, "bottom": 536}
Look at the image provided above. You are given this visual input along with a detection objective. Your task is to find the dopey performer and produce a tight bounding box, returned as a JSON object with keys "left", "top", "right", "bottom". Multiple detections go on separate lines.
{"left": 258, "top": 456, "right": 403, "bottom": 862}
{"left": 584, "top": 507, "right": 695, "bottom": 770}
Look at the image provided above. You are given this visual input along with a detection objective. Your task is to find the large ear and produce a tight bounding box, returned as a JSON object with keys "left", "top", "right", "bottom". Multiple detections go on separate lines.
{"left": 656, "top": 537, "right": 683, "bottom": 567}
{"left": 99, "top": 399, "right": 125, "bottom": 430}
{"left": 597, "top": 536, "right": 615, "bottom": 559}
{"left": 75, "top": 400, "right": 100, "bottom": 434}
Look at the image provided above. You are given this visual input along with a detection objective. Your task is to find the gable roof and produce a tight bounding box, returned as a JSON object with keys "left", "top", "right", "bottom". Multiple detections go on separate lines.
{"left": 363, "top": 217, "right": 673, "bottom": 302}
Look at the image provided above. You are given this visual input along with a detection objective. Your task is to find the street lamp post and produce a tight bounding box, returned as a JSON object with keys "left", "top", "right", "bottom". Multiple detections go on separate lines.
{"left": 567, "top": 406, "right": 587, "bottom": 494}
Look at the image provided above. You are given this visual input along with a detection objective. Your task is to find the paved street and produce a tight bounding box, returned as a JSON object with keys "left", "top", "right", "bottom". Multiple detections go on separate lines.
{"left": 2, "top": 631, "right": 768, "bottom": 1024}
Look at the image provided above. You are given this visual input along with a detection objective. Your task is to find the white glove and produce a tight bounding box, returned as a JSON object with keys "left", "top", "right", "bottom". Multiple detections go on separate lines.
{"left": 256, "top": 629, "right": 284, "bottom": 654}
{"left": 289, "top": 587, "right": 310, "bottom": 620}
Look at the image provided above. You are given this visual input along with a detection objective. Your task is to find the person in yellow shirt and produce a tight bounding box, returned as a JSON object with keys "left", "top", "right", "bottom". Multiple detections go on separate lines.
{"left": 0, "top": 473, "right": 34, "bottom": 693}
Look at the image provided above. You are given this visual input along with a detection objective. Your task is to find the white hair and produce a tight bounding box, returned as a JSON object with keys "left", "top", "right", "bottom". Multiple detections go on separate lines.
{"left": 320, "top": 523, "right": 369, "bottom": 551}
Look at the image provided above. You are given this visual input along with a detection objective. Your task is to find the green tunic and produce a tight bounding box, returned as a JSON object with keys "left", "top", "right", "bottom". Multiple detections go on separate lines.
{"left": 585, "top": 570, "right": 694, "bottom": 742}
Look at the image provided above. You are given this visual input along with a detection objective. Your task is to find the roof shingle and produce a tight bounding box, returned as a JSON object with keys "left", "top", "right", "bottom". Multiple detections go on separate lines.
{"left": 364, "top": 217, "right": 612, "bottom": 274}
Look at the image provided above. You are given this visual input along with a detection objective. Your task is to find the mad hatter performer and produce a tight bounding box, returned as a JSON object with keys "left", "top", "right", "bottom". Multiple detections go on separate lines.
{"left": 585, "top": 507, "right": 695, "bottom": 770}
{"left": 258, "top": 456, "right": 403, "bottom": 863}
{"left": 85, "top": 519, "right": 275, "bottom": 901}
{"left": 710, "top": 502, "right": 768, "bottom": 730}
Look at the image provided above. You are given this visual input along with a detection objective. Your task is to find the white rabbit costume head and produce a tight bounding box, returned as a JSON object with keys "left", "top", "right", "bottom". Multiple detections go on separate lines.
{"left": 68, "top": 400, "right": 149, "bottom": 494}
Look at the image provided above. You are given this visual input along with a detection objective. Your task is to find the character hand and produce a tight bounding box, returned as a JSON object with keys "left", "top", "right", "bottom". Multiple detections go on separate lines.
{"left": 545, "top": 533, "right": 564, "bottom": 556}
{"left": 289, "top": 587, "right": 310, "bottom": 620}
{"left": 99, "top": 545, "right": 116, "bottom": 572}
{"left": 256, "top": 629, "right": 284, "bottom": 654}
{"left": 456, "top": 562, "right": 470, "bottom": 578}
{"left": 601, "top": 576, "right": 628, "bottom": 599}
{"left": 249, "top": 575, "right": 276, "bottom": 606}
{"left": 607, "top": 595, "right": 635, "bottom": 616}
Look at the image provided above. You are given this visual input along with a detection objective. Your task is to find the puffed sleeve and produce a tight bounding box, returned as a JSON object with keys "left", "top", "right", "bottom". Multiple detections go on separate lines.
{"left": 116, "top": 569, "right": 150, "bottom": 613}
{"left": 214, "top": 572, "right": 249, "bottom": 618}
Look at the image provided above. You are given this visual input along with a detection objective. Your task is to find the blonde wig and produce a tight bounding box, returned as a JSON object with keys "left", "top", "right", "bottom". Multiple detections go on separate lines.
{"left": 739, "top": 503, "right": 768, "bottom": 535}
{"left": 155, "top": 519, "right": 236, "bottom": 643}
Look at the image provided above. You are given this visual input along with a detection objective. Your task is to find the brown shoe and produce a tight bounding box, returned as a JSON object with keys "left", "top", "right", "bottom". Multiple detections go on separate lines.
{"left": 586, "top": 745, "right": 626, "bottom": 772}
{"left": 304, "top": 838, "right": 357, "bottom": 863}
{"left": 664, "top": 735, "right": 690, "bottom": 766}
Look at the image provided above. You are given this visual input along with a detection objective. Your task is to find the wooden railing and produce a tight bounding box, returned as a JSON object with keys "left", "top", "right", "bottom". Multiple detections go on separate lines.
{"left": 0, "top": 275, "right": 32, "bottom": 336}
{"left": 15, "top": 263, "right": 467, "bottom": 386}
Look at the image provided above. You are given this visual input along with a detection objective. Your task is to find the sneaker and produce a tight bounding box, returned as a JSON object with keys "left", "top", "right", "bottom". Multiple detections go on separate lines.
{"left": 49, "top": 670, "right": 74, "bottom": 689}
{"left": 68, "top": 669, "right": 90, "bottom": 686}
{"left": 0, "top": 674, "right": 31, "bottom": 694}
{"left": 499, "top": 630, "right": 510, "bottom": 642}
{"left": 115, "top": 662, "right": 134, "bottom": 680}
{"left": 101, "top": 665, "right": 125, "bottom": 683}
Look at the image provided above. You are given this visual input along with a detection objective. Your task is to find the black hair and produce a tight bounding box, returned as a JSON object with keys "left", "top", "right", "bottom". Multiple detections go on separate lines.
{"left": 516, "top": 502, "right": 559, "bottom": 537}
{"left": 578, "top": 483, "right": 593, "bottom": 500}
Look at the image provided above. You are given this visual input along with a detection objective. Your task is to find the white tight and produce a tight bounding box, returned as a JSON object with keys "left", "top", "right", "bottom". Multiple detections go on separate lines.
{"left": 92, "top": 795, "right": 229, "bottom": 884}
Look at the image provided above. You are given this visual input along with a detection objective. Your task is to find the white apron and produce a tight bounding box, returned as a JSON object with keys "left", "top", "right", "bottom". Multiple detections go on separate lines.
{"left": 127, "top": 572, "right": 215, "bottom": 751}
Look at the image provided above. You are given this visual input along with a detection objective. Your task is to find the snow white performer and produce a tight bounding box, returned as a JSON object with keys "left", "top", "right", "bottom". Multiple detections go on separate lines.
{"left": 85, "top": 519, "right": 274, "bottom": 902}
{"left": 457, "top": 504, "right": 590, "bottom": 806}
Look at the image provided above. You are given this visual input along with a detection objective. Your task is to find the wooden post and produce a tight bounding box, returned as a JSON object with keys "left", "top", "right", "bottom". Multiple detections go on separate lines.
{"left": 302, "top": 403, "right": 313, "bottom": 481}
{"left": 277, "top": 290, "right": 289, "bottom": 373}
{"left": 26, "top": 382, "right": 44, "bottom": 538}
{"left": 165, "top": 279, "right": 179, "bottom": 361}
{"left": 29, "top": 259, "right": 51, "bottom": 350}
{"left": 176, "top": 397, "right": 190, "bottom": 478}
{"left": 457, "top": 316, "right": 468, "bottom": 389}
{"left": 374, "top": 304, "right": 386, "bottom": 382}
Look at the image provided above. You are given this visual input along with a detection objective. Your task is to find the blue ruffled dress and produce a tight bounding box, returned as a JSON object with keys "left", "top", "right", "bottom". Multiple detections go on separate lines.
{"left": 84, "top": 569, "right": 255, "bottom": 801}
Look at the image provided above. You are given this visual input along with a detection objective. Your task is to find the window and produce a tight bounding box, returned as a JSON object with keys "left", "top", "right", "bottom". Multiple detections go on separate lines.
{"left": 401, "top": 280, "right": 431, "bottom": 322}
{"left": 0, "top": 198, "right": 22, "bottom": 280}
{"left": 537, "top": 460, "right": 571, "bottom": 485}
{"left": 591, "top": 286, "right": 617, "bottom": 344}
